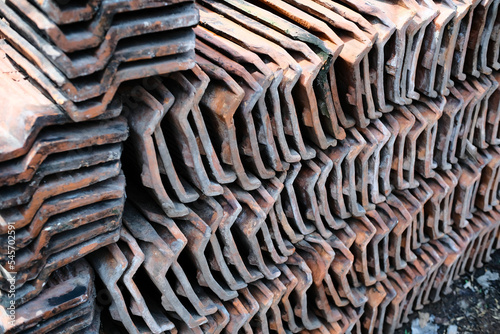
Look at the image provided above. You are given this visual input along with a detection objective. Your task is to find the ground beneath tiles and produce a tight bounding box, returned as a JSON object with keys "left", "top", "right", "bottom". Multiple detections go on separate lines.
{"left": 397, "top": 250, "right": 500, "bottom": 334}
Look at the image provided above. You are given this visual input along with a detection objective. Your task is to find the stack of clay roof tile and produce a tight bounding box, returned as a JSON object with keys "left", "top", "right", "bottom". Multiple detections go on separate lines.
{"left": 0, "top": 0, "right": 199, "bottom": 122}
{"left": 2, "top": 0, "right": 500, "bottom": 333}
{"left": 0, "top": 0, "right": 200, "bottom": 332}
{"left": 0, "top": 46, "right": 128, "bottom": 333}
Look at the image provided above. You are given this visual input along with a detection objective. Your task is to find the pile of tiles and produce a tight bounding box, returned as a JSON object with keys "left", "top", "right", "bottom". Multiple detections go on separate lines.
{"left": 0, "top": 49, "right": 127, "bottom": 333}
{"left": 0, "top": 0, "right": 198, "bottom": 332}
{"left": 103, "top": 0, "right": 500, "bottom": 333}
{"left": 2, "top": 0, "right": 500, "bottom": 334}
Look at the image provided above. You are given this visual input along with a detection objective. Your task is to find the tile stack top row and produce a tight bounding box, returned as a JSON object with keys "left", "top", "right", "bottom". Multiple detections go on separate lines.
{"left": 0, "top": 0, "right": 199, "bottom": 122}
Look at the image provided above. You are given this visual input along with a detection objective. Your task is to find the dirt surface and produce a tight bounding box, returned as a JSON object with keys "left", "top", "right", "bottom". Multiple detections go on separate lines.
{"left": 396, "top": 250, "right": 500, "bottom": 334}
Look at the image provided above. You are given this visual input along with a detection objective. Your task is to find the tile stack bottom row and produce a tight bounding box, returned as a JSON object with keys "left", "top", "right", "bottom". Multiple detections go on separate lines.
{"left": 1, "top": 0, "right": 500, "bottom": 333}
